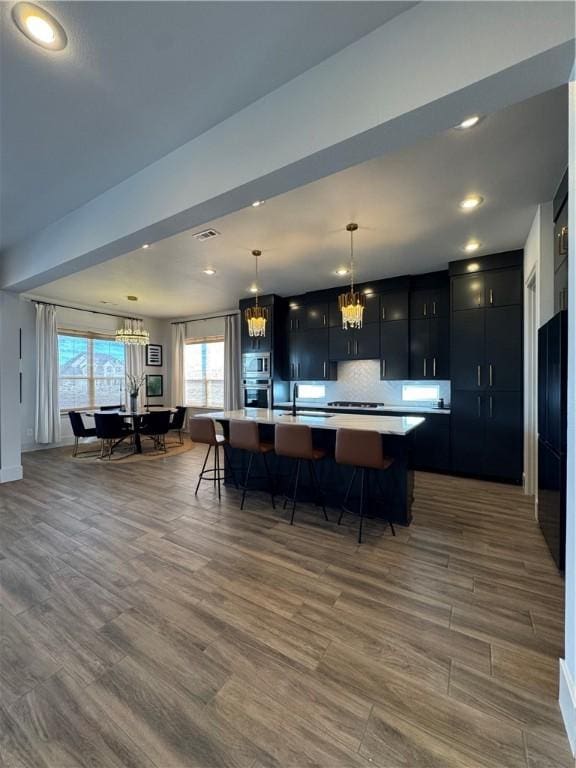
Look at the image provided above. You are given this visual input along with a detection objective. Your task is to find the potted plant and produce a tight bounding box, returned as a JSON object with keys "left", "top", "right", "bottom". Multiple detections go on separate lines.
{"left": 126, "top": 373, "right": 145, "bottom": 412}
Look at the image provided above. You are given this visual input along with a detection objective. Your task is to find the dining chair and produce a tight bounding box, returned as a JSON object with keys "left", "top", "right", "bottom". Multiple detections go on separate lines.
{"left": 168, "top": 406, "right": 187, "bottom": 444}
{"left": 139, "top": 410, "right": 172, "bottom": 452}
{"left": 94, "top": 413, "right": 134, "bottom": 460}
{"left": 100, "top": 404, "right": 123, "bottom": 411}
{"left": 68, "top": 411, "right": 98, "bottom": 457}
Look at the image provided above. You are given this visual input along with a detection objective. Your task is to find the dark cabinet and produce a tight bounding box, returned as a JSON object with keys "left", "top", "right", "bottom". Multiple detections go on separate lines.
{"left": 306, "top": 303, "right": 329, "bottom": 329}
{"left": 538, "top": 440, "right": 565, "bottom": 571}
{"left": 288, "top": 329, "right": 335, "bottom": 381}
{"left": 450, "top": 259, "right": 523, "bottom": 483}
{"left": 380, "top": 291, "right": 409, "bottom": 322}
{"left": 287, "top": 305, "right": 305, "bottom": 332}
{"left": 553, "top": 168, "right": 568, "bottom": 315}
{"left": 410, "top": 316, "right": 449, "bottom": 379}
{"left": 410, "top": 287, "right": 449, "bottom": 319}
{"left": 452, "top": 269, "right": 521, "bottom": 311}
{"left": 329, "top": 323, "right": 380, "bottom": 361}
{"left": 380, "top": 320, "right": 409, "bottom": 380}
{"left": 452, "top": 306, "right": 522, "bottom": 391}
{"left": 483, "top": 392, "right": 523, "bottom": 480}
{"left": 410, "top": 414, "right": 451, "bottom": 472}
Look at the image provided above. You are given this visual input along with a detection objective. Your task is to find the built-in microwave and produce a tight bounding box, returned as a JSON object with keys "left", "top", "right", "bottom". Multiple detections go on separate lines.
{"left": 242, "top": 380, "right": 271, "bottom": 409}
{"left": 242, "top": 352, "right": 270, "bottom": 379}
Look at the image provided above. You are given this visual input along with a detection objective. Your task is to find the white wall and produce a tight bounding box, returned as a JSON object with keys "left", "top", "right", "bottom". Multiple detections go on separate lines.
{"left": 19, "top": 299, "right": 171, "bottom": 452}
{"left": 560, "top": 67, "right": 576, "bottom": 756}
{"left": 0, "top": 292, "right": 23, "bottom": 482}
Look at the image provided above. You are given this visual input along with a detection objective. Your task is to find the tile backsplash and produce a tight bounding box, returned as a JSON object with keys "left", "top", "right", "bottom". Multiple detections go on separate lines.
{"left": 291, "top": 360, "right": 451, "bottom": 406}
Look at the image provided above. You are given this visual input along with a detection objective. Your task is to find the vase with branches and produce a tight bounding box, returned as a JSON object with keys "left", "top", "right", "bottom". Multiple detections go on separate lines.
{"left": 126, "top": 373, "right": 145, "bottom": 412}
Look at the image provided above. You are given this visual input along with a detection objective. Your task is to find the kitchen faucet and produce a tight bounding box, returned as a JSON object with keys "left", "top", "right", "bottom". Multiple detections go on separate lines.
{"left": 292, "top": 383, "right": 299, "bottom": 417}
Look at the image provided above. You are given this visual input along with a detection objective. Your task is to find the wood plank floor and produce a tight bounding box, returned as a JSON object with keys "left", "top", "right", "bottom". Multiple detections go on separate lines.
{"left": 0, "top": 443, "right": 572, "bottom": 768}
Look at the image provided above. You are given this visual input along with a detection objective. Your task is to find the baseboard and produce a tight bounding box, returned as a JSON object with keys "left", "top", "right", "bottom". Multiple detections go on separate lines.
{"left": 560, "top": 659, "right": 576, "bottom": 756}
{"left": 0, "top": 464, "right": 23, "bottom": 483}
{"left": 21, "top": 436, "right": 76, "bottom": 453}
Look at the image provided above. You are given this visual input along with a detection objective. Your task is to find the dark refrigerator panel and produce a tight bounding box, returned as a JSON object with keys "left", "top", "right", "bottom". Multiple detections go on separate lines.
{"left": 538, "top": 438, "right": 566, "bottom": 571}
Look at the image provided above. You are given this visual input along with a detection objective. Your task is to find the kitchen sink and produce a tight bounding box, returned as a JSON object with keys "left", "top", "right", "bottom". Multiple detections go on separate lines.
{"left": 277, "top": 411, "right": 332, "bottom": 418}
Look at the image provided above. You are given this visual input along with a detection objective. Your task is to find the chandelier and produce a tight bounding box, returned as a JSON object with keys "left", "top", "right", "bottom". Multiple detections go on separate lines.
{"left": 245, "top": 249, "right": 267, "bottom": 337}
{"left": 339, "top": 222, "right": 365, "bottom": 330}
{"left": 115, "top": 325, "right": 150, "bottom": 345}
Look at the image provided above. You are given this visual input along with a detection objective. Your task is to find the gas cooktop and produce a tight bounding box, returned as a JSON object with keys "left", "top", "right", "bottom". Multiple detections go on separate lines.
{"left": 327, "top": 401, "right": 385, "bottom": 409}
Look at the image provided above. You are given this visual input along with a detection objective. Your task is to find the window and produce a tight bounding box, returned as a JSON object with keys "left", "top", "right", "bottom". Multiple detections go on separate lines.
{"left": 184, "top": 338, "right": 224, "bottom": 407}
{"left": 402, "top": 383, "right": 440, "bottom": 402}
{"left": 58, "top": 333, "right": 126, "bottom": 410}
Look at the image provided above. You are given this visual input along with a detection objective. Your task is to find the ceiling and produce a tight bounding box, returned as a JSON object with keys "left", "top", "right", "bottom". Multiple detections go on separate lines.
{"left": 0, "top": 0, "right": 416, "bottom": 249}
{"left": 32, "top": 86, "right": 568, "bottom": 319}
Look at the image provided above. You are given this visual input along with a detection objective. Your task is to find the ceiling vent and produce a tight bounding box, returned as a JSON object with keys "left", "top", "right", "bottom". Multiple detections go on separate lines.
{"left": 192, "top": 228, "right": 220, "bottom": 242}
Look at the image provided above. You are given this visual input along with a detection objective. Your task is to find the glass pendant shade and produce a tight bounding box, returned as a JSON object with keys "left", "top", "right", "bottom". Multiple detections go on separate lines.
{"left": 339, "top": 290, "right": 366, "bottom": 329}
{"left": 245, "top": 249, "right": 267, "bottom": 337}
{"left": 115, "top": 327, "right": 150, "bottom": 345}
{"left": 339, "top": 222, "right": 365, "bottom": 329}
{"left": 245, "top": 304, "right": 267, "bottom": 337}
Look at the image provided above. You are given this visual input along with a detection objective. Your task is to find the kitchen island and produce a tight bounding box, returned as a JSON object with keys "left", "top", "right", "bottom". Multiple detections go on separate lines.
{"left": 197, "top": 409, "right": 424, "bottom": 525}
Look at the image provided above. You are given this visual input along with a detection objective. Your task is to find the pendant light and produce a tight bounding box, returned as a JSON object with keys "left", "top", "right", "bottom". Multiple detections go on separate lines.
{"left": 115, "top": 326, "right": 150, "bottom": 345}
{"left": 338, "top": 222, "right": 365, "bottom": 330}
{"left": 245, "top": 249, "right": 267, "bottom": 337}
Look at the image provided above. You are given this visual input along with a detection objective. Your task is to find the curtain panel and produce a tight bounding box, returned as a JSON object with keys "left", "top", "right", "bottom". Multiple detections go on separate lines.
{"left": 171, "top": 322, "right": 186, "bottom": 406}
{"left": 124, "top": 319, "right": 145, "bottom": 408}
{"left": 35, "top": 303, "right": 61, "bottom": 444}
{"left": 224, "top": 314, "right": 242, "bottom": 410}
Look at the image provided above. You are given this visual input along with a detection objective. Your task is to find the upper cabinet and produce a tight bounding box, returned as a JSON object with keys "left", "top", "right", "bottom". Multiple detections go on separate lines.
{"left": 451, "top": 269, "right": 521, "bottom": 311}
{"left": 380, "top": 291, "right": 409, "bottom": 322}
{"left": 410, "top": 285, "right": 449, "bottom": 318}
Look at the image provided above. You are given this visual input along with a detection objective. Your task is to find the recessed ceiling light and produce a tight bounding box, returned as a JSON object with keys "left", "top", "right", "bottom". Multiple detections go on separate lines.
{"left": 467, "top": 263, "right": 480, "bottom": 273}
{"left": 126, "top": 295, "right": 138, "bottom": 302}
{"left": 249, "top": 285, "right": 259, "bottom": 293}
{"left": 251, "top": 200, "right": 265, "bottom": 208}
{"left": 142, "top": 243, "right": 150, "bottom": 249}
{"left": 335, "top": 267, "right": 349, "bottom": 276}
{"left": 203, "top": 268, "right": 216, "bottom": 276}
{"left": 457, "top": 115, "right": 481, "bottom": 130}
{"left": 12, "top": 2, "right": 67, "bottom": 50}
{"left": 464, "top": 241, "right": 481, "bottom": 253}
{"left": 459, "top": 195, "right": 483, "bottom": 211}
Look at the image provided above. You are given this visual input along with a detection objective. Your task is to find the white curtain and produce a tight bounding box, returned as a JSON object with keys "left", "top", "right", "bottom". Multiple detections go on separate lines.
{"left": 35, "top": 303, "right": 61, "bottom": 444}
{"left": 171, "top": 322, "right": 186, "bottom": 406}
{"left": 224, "top": 314, "right": 242, "bottom": 410}
{"left": 124, "top": 319, "right": 145, "bottom": 408}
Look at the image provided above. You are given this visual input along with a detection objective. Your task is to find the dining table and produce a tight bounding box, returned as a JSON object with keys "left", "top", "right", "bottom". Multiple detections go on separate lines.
{"left": 86, "top": 407, "right": 177, "bottom": 454}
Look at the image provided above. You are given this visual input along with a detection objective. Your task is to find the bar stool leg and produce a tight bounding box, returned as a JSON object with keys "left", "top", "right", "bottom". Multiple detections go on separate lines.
{"left": 262, "top": 452, "right": 276, "bottom": 509}
{"left": 309, "top": 460, "right": 328, "bottom": 521}
{"left": 358, "top": 467, "right": 366, "bottom": 544}
{"left": 338, "top": 467, "right": 357, "bottom": 525}
{"left": 215, "top": 445, "right": 221, "bottom": 501}
{"left": 213, "top": 446, "right": 217, "bottom": 488}
{"left": 240, "top": 453, "right": 254, "bottom": 510}
{"left": 289, "top": 459, "right": 302, "bottom": 525}
{"left": 195, "top": 444, "right": 212, "bottom": 495}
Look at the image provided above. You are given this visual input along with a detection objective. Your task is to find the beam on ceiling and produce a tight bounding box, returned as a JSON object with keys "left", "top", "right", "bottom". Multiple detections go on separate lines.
{"left": 1, "top": 1, "right": 574, "bottom": 292}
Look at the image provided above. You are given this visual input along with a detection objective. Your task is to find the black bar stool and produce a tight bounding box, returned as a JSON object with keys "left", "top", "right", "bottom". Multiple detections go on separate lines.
{"left": 189, "top": 417, "right": 236, "bottom": 500}
{"left": 228, "top": 420, "right": 276, "bottom": 510}
{"left": 335, "top": 427, "right": 396, "bottom": 544}
{"left": 274, "top": 423, "right": 328, "bottom": 525}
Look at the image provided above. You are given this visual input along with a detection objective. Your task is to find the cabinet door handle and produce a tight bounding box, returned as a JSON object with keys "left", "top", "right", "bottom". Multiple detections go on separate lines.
{"left": 423, "top": 303, "right": 427, "bottom": 317}
{"left": 423, "top": 358, "right": 427, "bottom": 377}
{"left": 477, "top": 365, "right": 481, "bottom": 387}
{"left": 382, "top": 306, "right": 386, "bottom": 321}
{"left": 355, "top": 340, "right": 359, "bottom": 355}
{"left": 432, "top": 357, "right": 436, "bottom": 377}
{"left": 322, "top": 313, "right": 326, "bottom": 327}
{"left": 323, "top": 361, "right": 327, "bottom": 379}
{"left": 489, "top": 288, "right": 494, "bottom": 305}
{"left": 381, "top": 359, "right": 386, "bottom": 378}
{"left": 297, "top": 363, "right": 301, "bottom": 377}
{"left": 347, "top": 340, "right": 351, "bottom": 356}
{"left": 489, "top": 364, "right": 493, "bottom": 387}
{"left": 559, "top": 226, "right": 568, "bottom": 256}
{"left": 432, "top": 301, "right": 437, "bottom": 316}
{"left": 477, "top": 395, "right": 481, "bottom": 418}
{"left": 489, "top": 395, "right": 493, "bottom": 418}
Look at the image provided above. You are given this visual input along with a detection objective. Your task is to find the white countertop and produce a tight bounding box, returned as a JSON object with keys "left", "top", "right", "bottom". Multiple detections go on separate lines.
{"left": 197, "top": 408, "right": 425, "bottom": 436}
{"left": 274, "top": 401, "right": 451, "bottom": 415}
